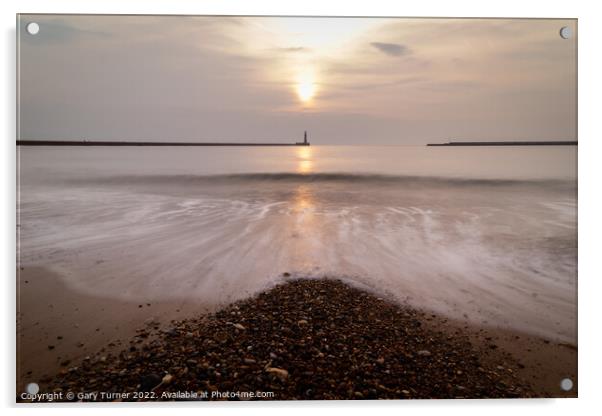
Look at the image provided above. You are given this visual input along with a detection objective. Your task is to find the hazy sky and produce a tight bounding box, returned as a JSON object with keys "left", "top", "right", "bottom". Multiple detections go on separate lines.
{"left": 18, "top": 15, "right": 577, "bottom": 144}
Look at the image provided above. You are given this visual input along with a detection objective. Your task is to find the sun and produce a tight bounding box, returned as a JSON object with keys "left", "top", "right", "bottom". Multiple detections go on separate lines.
{"left": 295, "top": 73, "right": 316, "bottom": 103}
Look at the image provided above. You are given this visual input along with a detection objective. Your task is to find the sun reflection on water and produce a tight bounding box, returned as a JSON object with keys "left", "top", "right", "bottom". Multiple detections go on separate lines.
{"left": 293, "top": 184, "right": 314, "bottom": 212}
{"left": 292, "top": 147, "right": 316, "bottom": 238}
{"left": 296, "top": 146, "right": 313, "bottom": 174}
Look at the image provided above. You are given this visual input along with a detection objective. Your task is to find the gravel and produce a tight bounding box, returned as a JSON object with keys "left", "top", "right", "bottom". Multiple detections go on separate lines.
{"left": 42, "top": 278, "right": 535, "bottom": 401}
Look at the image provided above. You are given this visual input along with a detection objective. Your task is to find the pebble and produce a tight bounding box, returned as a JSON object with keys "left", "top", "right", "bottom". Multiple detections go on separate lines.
{"left": 39, "top": 279, "right": 535, "bottom": 401}
{"left": 139, "top": 373, "right": 162, "bottom": 391}
{"left": 266, "top": 367, "right": 289, "bottom": 380}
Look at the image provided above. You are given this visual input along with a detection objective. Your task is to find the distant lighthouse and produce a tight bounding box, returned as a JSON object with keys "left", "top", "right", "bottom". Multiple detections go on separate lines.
{"left": 296, "top": 131, "right": 310, "bottom": 146}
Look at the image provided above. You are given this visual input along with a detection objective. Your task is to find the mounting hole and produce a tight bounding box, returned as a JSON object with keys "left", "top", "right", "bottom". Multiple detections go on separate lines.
{"left": 560, "top": 378, "right": 573, "bottom": 391}
{"left": 559, "top": 26, "right": 572, "bottom": 40}
{"left": 25, "top": 382, "right": 39, "bottom": 395}
{"left": 26, "top": 22, "right": 40, "bottom": 35}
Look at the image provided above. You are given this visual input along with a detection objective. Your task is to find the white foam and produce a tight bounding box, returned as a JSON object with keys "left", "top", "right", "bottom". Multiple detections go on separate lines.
{"left": 18, "top": 177, "right": 577, "bottom": 343}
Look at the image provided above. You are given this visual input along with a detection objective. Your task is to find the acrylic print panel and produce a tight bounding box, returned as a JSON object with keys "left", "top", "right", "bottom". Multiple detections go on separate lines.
{"left": 16, "top": 15, "right": 577, "bottom": 402}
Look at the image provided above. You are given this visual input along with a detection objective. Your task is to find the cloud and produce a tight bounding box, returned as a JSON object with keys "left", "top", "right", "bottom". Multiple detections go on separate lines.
{"left": 18, "top": 15, "right": 577, "bottom": 144}
{"left": 277, "top": 46, "right": 310, "bottom": 52}
{"left": 370, "top": 42, "right": 409, "bottom": 57}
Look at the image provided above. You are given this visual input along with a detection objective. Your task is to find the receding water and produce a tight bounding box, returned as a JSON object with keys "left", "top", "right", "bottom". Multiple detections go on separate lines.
{"left": 17, "top": 145, "right": 577, "bottom": 343}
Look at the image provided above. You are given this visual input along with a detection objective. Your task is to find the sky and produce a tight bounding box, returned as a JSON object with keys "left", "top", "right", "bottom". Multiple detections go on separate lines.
{"left": 18, "top": 15, "right": 577, "bottom": 144}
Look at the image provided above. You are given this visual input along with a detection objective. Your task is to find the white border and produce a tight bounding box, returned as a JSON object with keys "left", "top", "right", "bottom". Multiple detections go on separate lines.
{"left": 2, "top": 1, "right": 601, "bottom": 415}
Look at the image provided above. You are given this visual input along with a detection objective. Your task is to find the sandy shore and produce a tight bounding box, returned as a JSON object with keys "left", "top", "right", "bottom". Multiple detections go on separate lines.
{"left": 17, "top": 271, "right": 576, "bottom": 400}
{"left": 17, "top": 267, "right": 214, "bottom": 393}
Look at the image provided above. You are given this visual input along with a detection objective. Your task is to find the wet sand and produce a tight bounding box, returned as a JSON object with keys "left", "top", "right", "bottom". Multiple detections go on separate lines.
{"left": 17, "top": 267, "right": 215, "bottom": 393}
{"left": 17, "top": 269, "right": 576, "bottom": 400}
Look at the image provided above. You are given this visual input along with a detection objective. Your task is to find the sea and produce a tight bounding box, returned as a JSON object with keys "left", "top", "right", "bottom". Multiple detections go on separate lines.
{"left": 17, "top": 145, "right": 577, "bottom": 343}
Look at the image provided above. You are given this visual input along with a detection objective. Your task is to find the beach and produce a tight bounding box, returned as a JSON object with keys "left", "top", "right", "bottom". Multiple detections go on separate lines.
{"left": 15, "top": 13, "right": 579, "bottom": 404}
{"left": 18, "top": 276, "right": 576, "bottom": 400}
{"left": 17, "top": 145, "right": 577, "bottom": 399}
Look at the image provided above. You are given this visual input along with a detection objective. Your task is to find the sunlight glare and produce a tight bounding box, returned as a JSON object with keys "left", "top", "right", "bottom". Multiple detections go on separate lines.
{"left": 296, "top": 72, "right": 316, "bottom": 103}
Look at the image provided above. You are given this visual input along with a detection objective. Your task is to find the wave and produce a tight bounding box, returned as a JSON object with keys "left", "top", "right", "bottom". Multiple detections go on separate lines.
{"left": 71, "top": 172, "right": 576, "bottom": 188}
{"left": 20, "top": 177, "right": 577, "bottom": 343}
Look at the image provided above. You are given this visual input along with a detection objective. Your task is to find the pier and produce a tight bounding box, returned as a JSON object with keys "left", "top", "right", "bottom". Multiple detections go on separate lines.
{"left": 17, "top": 132, "right": 311, "bottom": 147}
{"left": 427, "top": 140, "right": 577, "bottom": 146}
{"left": 17, "top": 140, "right": 310, "bottom": 147}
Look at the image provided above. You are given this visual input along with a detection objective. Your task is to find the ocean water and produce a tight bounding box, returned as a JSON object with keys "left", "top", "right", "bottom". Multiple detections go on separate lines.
{"left": 17, "top": 145, "right": 577, "bottom": 343}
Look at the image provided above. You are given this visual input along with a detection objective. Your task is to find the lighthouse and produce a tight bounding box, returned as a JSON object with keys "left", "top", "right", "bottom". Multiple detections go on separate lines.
{"left": 296, "top": 131, "right": 310, "bottom": 146}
